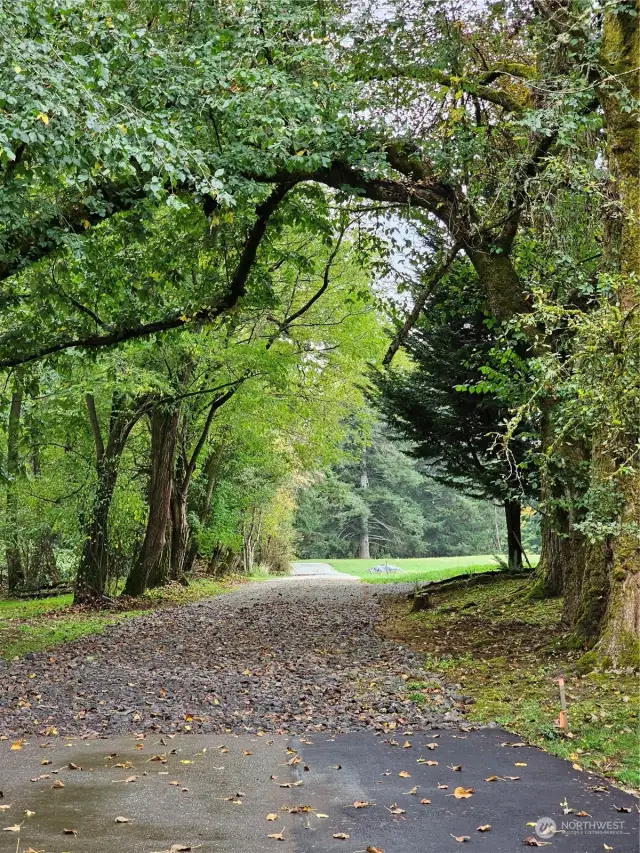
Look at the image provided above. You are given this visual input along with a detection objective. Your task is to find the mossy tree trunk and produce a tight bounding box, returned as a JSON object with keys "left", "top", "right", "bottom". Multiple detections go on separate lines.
{"left": 590, "top": 0, "right": 640, "bottom": 665}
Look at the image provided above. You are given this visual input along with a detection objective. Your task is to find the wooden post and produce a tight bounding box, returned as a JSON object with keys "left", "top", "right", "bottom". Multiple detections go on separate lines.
{"left": 556, "top": 676, "right": 568, "bottom": 733}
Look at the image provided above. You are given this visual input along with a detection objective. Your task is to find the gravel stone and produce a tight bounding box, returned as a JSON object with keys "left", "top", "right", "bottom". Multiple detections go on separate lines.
{"left": 0, "top": 578, "right": 466, "bottom": 738}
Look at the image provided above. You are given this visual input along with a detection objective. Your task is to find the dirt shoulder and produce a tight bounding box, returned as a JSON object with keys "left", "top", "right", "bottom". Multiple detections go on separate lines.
{"left": 378, "top": 576, "right": 639, "bottom": 790}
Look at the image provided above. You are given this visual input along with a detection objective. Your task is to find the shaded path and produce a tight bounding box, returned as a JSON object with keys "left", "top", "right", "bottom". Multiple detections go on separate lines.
{"left": 0, "top": 578, "right": 637, "bottom": 852}
{"left": 0, "top": 579, "right": 457, "bottom": 738}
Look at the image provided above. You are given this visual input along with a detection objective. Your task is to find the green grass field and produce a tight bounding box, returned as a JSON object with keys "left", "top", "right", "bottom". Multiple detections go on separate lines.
{"left": 318, "top": 555, "right": 502, "bottom": 583}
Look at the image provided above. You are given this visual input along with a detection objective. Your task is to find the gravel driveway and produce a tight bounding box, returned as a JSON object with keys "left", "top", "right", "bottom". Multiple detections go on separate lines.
{"left": 0, "top": 578, "right": 466, "bottom": 739}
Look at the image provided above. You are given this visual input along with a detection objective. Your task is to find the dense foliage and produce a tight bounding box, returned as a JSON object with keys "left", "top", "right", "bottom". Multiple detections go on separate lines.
{"left": 0, "top": 0, "right": 637, "bottom": 662}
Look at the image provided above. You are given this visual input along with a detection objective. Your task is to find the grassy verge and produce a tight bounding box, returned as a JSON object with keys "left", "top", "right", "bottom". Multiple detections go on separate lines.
{"left": 0, "top": 577, "right": 240, "bottom": 660}
{"left": 321, "top": 555, "right": 502, "bottom": 584}
{"left": 380, "top": 577, "right": 639, "bottom": 790}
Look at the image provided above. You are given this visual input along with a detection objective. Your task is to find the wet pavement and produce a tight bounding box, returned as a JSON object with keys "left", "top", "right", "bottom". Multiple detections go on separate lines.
{"left": 1, "top": 731, "right": 637, "bottom": 852}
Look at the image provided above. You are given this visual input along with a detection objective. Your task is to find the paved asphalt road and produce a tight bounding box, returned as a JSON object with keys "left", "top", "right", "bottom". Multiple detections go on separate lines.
{"left": 1, "top": 730, "right": 637, "bottom": 852}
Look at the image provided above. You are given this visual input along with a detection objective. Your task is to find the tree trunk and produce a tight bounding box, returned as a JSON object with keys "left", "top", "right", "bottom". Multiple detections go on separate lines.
{"left": 586, "top": 0, "right": 640, "bottom": 663}
{"left": 6, "top": 372, "right": 24, "bottom": 591}
{"left": 358, "top": 452, "right": 371, "bottom": 559}
{"left": 124, "top": 406, "right": 179, "bottom": 597}
{"left": 75, "top": 394, "right": 140, "bottom": 602}
{"left": 183, "top": 441, "right": 227, "bottom": 575}
{"left": 504, "top": 500, "right": 523, "bottom": 572}
{"left": 29, "top": 437, "right": 59, "bottom": 586}
{"left": 170, "top": 488, "right": 190, "bottom": 583}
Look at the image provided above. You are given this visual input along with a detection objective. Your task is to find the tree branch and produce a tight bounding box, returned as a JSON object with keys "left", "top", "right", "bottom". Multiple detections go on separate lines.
{"left": 383, "top": 242, "right": 462, "bottom": 366}
{"left": 0, "top": 183, "right": 294, "bottom": 369}
{"left": 85, "top": 394, "right": 105, "bottom": 464}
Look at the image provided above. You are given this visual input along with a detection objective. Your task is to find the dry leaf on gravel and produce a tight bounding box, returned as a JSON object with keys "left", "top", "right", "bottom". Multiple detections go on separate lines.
{"left": 451, "top": 835, "right": 470, "bottom": 843}
{"left": 333, "top": 833, "right": 350, "bottom": 839}
{"left": 51, "top": 780, "right": 65, "bottom": 789}
{"left": 420, "top": 798, "right": 431, "bottom": 805}
{"left": 477, "top": 824, "right": 491, "bottom": 832}
{"left": 398, "top": 771, "right": 411, "bottom": 778}
{"left": 266, "top": 814, "right": 278, "bottom": 821}
{"left": 267, "top": 830, "right": 285, "bottom": 841}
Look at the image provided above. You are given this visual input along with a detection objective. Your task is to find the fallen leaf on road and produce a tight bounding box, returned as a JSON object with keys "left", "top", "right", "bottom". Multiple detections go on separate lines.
{"left": 426, "top": 743, "right": 438, "bottom": 750}
{"left": 278, "top": 781, "right": 303, "bottom": 788}
{"left": 10, "top": 741, "right": 23, "bottom": 751}
{"left": 387, "top": 804, "right": 405, "bottom": 815}
{"left": 266, "top": 814, "right": 278, "bottom": 821}
{"left": 399, "top": 771, "right": 411, "bottom": 778}
{"left": 2, "top": 825, "right": 21, "bottom": 832}
{"left": 523, "top": 837, "right": 552, "bottom": 846}
{"left": 40, "top": 759, "right": 51, "bottom": 766}
{"left": 268, "top": 830, "right": 285, "bottom": 840}
{"left": 333, "top": 833, "right": 350, "bottom": 839}
{"left": 353, "top": 801, "right": 372, "bottom": 808}
{"left": 515, "top": 763, "right": 527, "bottom": 767}
{"left": 366, "top": 848, "right": 384, "bottom": 853}
{"left": 485, "top": 776, "right": 499, "bottom": 782}
{"left": 63, "top": 828, "right": 78, "bottom": 835}
{"left": 437, "top": 783, "right": 448, "bottom": 789}
{"left": 68, "top": 762, "right": 82, "bottom": 771}
{"left": 402, "top": 741, "right": 412, "bottom": 748}
{"left": 451, "top": 835, "right": 470, "bottom": 843}
{"left": 404, "top": 786, "right": 418, "bottom": 795}
{"left": 453, "top": 787, "right": 474, "bottom": 799}
{"left": 115, "top": 816, "right": 130, "bottom": 823}
{"left": 614, "top": 805, "right": 631, "bottom": 813}
{"left": 448, "top": 764, "right": 462, "bottom": 771}
{"left": 477, "top": 824, "right": 491, "bottom": 832}
{"left": 24, "top": 810, "right": 35, "bottom": 817}
{"left": 420, "top": 798, "right": 431, "bottom": 805}
{"left": 0, "top": 806, "right": 10, "bottom": 811}
{"left": 504, "top": 776, "right": 520, "bottom": 781}
{"left": 51, "top": 780, "right": 65, "bottom": 789}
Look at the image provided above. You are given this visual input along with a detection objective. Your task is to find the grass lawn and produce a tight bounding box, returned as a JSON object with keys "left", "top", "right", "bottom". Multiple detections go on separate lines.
{"left": 320, "top": 555, "right": 502, "bottom": 583}
{"left": 380, "top": 576, "right": 639, "bottom": 790}
{"left": 0, "top": 577, "right": 237, "bottom": 660}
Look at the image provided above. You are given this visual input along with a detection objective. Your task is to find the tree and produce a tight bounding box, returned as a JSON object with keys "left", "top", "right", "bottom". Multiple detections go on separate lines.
{"left": 377, "top": 264, "right": 538, "bottom": 571}
{"left": 295, "top": 418, "right": 502, "bottom": 560}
